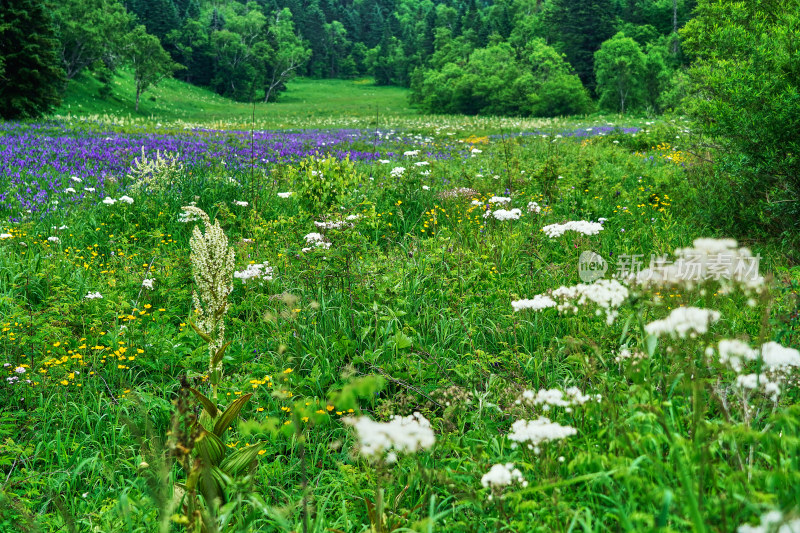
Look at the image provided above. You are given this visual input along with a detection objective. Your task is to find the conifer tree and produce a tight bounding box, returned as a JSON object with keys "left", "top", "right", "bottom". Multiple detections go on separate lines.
{"left": 0, "top": 0, "right": 65, "bottom": 118}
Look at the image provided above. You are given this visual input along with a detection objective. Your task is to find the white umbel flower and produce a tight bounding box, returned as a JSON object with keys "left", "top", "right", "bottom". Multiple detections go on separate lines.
{"left": 508, "top": 417, "right": 577, "bottom": 445}
{"left": 488, "top": 196, "right": 511, "bottom": 205}
{"left": 481, "top": 463, "right": 527, "bottom": 488}
{"left": 542, "top": 221, "right": 603, "bottom": 238}
{"left": 346, "top": 412, "right": 435, "bottom": 460}
{"left": 234, "top": 262, "right": 274, "bottom": 283}
{"left": 644, "top": 307, "right": 721, "bottom": 338}
{"left": 511, "top": 295, "right": 556, "bottom": 312}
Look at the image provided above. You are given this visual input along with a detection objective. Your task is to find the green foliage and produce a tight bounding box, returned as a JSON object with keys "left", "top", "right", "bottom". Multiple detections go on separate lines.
{"left": 0, "top": 0, "right": 65, "bottom": 119}
{"left": 290, "top": 155, "right": 364, "bottom": 213}
{"left": 411, "top": 39, "right": 591, "bottom": 117}
{"left": 127, "top": 24, "right": 182, "bottom": 111}
{"left": 544, "top": 0, "right": 615, "bottom": 91}
{"left": 595, "top": 32, "right": 647, "bottom": 113}
{"left": 53, "top": 0, "right": 134, "bottom": 81}
{"left": 681, "top": 0, "right": 800, "bottom": 247}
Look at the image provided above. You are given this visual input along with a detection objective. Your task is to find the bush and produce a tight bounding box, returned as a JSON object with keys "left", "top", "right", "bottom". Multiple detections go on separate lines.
{"left": 681, "top": 0, "right": 800, "bottom": 249}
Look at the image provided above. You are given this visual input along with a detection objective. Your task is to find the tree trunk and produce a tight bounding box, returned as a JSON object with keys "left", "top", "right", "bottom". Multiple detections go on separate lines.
{"left": 135, "top": 85, "right": 141, "bottom": 111}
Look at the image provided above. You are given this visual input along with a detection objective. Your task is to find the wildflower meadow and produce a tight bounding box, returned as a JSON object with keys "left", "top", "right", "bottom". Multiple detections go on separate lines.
{"left": 1, "top": 109, "right": 799, "bottom": 533}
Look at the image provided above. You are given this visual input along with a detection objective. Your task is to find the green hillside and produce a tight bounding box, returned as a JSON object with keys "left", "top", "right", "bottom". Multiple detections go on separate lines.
{"left": 57, "top": 70, "right": 415, "bottom": 125}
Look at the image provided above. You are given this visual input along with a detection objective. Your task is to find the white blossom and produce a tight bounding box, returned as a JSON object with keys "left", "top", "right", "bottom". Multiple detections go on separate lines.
{"left": 508, "top": 417, "right": 577, "bottom": 445}
{"left": 277, "top": 192, "right": 293, "bottom": 198}
{"left": 481, "top": 463, "right": 527, "bottom": 488}
{"left": 644, "top": 307, "right": 721, "bottom": 338}
{"left": 542, "top": 221, "right": 604, "bottom": 238}
{"left": 234, "top": 262, "right": 274, "bottom": 283}
{"left": 512, "top": 295, "right": 556, "bottom": 312}
{"left": 102, "top": 197, "right": 117, "bottom": 205}
{"left": 142, "top": 279, "right": 155, "bottom": 290}
{"left": 488, "top": 196, "right": 512, "bottom": 205}
{"left": 346, "top": 412, "right": 435, "bottom": 460}
{"left": 118, "top": 195, "right": 134, "bottom": 204}
{"left": 485, "top": 208, "right": 522, "bottom": 221}
{"left": 85, "top": 291, "right": 103, "bottom": 299}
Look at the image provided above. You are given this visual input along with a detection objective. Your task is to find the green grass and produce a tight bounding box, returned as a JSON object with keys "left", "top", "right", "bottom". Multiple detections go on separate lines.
{"left": 57, "top": 70, "right": 415, "bottom": 126}
{"left": 1, "top": 114, "right": 799, "bottom": 532}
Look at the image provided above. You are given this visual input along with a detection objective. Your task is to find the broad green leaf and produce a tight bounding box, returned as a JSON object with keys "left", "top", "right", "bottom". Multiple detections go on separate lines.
{"left": 220, "top": 442, "right": 266, "bottom": 476}
{"left": 213, "top": 393, "right": 252, "bottom": 437}
{"left": 189, "top": 388, "right": 218, "bottom": 418}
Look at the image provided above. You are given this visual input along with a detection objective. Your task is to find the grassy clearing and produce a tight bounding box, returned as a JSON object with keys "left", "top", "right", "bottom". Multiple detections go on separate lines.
{"left": 0, "top": 104, "right": 799, "bottom": 532}
{"left": 58, "top": 70, "right": 414, "bottom": 126}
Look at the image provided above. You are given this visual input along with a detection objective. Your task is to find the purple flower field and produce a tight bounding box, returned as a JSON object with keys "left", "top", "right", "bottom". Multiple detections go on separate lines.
{"left": 0, "top": 122, "right": 446, "bottom": 218}
{"left": 0, "top": 121, "right": 638, "bottom": 219}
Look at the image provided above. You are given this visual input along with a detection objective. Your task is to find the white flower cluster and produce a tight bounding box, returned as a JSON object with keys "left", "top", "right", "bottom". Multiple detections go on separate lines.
{"left": 233, "top": 200, "right": 249, "bottom": 207}
{"left": 233, "top": 262, "right": 274, "bottom": 283}
{"left": 514, "top": 279, "right": 629, "bottom": 325}
{"left": 103, "top": 195, "right": 134, "bottom": 206}
{"left": 734, "top": 373, "right": 781, "bottom": 401}
{"left": 0, "top": 233, "right": 12, "bottom": 239}
{"left": 302, "top": 232, "right": 331, "bottom": 252}
{"left": 488, "top": 196, "right": 512, "bottom": 205}
{"left": 403, "top": 150, "right": 420, "bottom": 157}
{"left": 48, "top": 236, "right": 60, "bottom": 243}
{"left": 508, "top": 417, "right": 577, "bottom": 447}
{"left": 713, "top": 339, "right": 800, "bottom": 402}
{"left": 485, "top": 208, "right": 522, "bottom": 221}
{"left": 85, "top": 291, "right": 103, "bottom": 299}
{"left": 511, "top": 295, "right": 556, "bottom": 312}
{"left": 644, "top": 307, "right": 721, "bottom": 338}
{"left": 527, "top": 201, "right": 541, "bottom": 214}
{"left": 390, "top": 167, "right": 406, "bottom": 177}
{"left": 142, "top": 279, "right": 155, "bottom": 290}
{"left": 738, "top": 510, "right": 800, "bottom": 533}
{"left": 518, "top": 387, "right": 599, "bottom": 411}
{"left": 541, "top": 221, "right": 604, "bottom": 238}
{"left": 346, "top": 412, "right": 435, "bottom": 462}
{"left": 277, "top": 192, "right": 293, "bottom": 198}
{"left": 481, "top": 463, "right": 528, "bottom": 489}
{"left": 630, "top": 238, "right": 765, "bottom": 291}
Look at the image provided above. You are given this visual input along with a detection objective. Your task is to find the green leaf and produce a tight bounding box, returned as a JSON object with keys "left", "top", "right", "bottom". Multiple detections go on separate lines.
{"left": 645, "top": 334, "right": 658, "bottom": 358}
{"left": 189, "top": 321, "right": 213, "bottom": 343}
{"left": 220, "top": 442, "right": 266, "bottom": 476}
{"left": 189, "top": 388, "right": 218, "bottom": 418}
{"left": 213, "top": 393, "right": 252, "bottom": 437}
{"left": 195, "top": 430, "right": 226, "bottom": 466}
{"left": 211, "top": 340, "right": 232, "bottom": 368}
{"left": 391, "top": 331, "right": 413, "bottom": 350}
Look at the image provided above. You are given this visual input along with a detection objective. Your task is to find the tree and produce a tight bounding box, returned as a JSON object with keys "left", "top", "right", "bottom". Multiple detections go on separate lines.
{"left": 543, "top": 0, "right": 615, "bottom": 92}
{"left": 263, "top": 8, "right": 310, "bottom": 102}
{"left": 594, "top": 32, "right": 646, "bottom": 113}
{"left": 126, "top": 25, "right": 181, "bottom": 111}
{"left": 53, "top": 0, "right": 133, "bottom": 81}
{"left": 0, "top": 0, "right": 65, "bottom": 118}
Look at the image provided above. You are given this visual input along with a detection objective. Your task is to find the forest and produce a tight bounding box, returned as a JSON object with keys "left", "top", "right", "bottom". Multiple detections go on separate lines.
{"left": 2, "top": 0, "right": 693, "bottom": 114}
